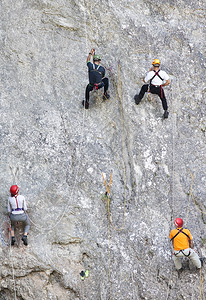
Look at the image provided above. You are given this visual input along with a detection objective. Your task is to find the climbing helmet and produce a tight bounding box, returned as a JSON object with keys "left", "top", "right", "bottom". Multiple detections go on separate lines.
{"left": 10, "top": 185, "right": 19, "bottom": 196}
{"left": 152, "top": 59, "right": 160, "bottom": 66}
{"left": 174, "top": 218, "right": 183, "bottom": 228}
{"left": 93, "top": 54, "right": 101, "bottom": 61}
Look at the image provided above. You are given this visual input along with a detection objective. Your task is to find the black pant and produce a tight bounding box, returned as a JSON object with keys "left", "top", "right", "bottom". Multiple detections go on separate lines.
{"left": 139, "top": 84, "right": 168, "bottom": 111}
{"left": 85, "top": 77, "right": 109, "bottom": 102}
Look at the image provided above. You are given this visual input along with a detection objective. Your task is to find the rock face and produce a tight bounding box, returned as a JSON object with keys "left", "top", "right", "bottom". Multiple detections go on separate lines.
{"left": 0, "top": 0, "right": 205, "bottom": 299}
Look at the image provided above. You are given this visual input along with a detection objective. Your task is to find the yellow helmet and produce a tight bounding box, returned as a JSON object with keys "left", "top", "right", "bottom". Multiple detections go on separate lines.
{"left": 152, "top": 59, "right": 160, "bottom": 66}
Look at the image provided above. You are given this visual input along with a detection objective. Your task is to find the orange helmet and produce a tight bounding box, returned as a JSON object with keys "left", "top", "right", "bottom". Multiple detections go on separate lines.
{"left": 152, "top": 59, "right": 160, "bottom": 66}
{"left": 10, "top": 185, "right": 19, "bottom": 196}
{"left": 174, "top": 218, "right": 183, "bottom": 227}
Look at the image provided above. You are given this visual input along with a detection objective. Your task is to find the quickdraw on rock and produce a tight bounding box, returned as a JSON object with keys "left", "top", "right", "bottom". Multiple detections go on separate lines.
{"left": 80, "top": 270, "right": 89, "bottom": 281}
{"left": 101, "top": 172, "right": 112, "bottom": 197}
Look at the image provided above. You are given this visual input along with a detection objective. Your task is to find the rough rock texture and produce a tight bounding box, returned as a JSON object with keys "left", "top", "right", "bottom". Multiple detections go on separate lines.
{"left": 0, "top": 0, "right": 205, "bottom": 299}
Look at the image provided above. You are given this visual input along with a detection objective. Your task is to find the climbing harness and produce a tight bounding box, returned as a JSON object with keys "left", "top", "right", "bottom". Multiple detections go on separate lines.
{"left": 170, "top": 228, "right": 191, "bottom": 256}
{"left": 93, "top": 83, "right": 99, "bottom": 90}
{"left": 149, "top": 70, "right": 164, "bottom": 85}
{"left": 92, "top": 64, "right": 100, "bottom": 71}
{"left": 170, "top": 228, "right": 191, "bottom": 241}
{"left": 173, "top": 249, "right": 191, "bottom": 257}
{"left": 89, "top": 82, "right": 104, "bottom": 90}
{"left": 14, "top": 195, "right": 19, "bottom": 210}
{"left": 149, "top": 70, "right": 164, "bottom": 98}
{"left": 88, "top": 63, "right": 105, "bottom": 92}
{"left": 8, "top": 194, "right": 24, "bottom": 212}
{"left": 89, "top": 62, "right": 103, "bottom": 78}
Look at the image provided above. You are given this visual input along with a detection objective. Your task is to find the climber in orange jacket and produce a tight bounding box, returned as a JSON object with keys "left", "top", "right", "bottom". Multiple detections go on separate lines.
{"left": 169, "top": 218, "right": 202, "bottom": 270}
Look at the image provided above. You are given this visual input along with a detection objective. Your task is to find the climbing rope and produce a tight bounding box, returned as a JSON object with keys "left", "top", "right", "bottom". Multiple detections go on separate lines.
{"left": 166, "top": 81, "right": 205, "bottom": 299}
{"left": 0, "top": 217, "right": 10, "bottom": 247}
{"left": 188, "top": 170, "right": 206, "bottom": 216}
{"left": 165, "top": 82, "right": 177, "bottom": 300}
{"left": 27, "top": 46, "right": 88, "bottom": 234}
{"left": 27, "top": 104, "right": 87, "bottom": 233}
{"left": 0, "top": 228, "right": 7, "bottom": 247}
{"left": 8, "top": 228, "right": 17, "bottom": 300}
{"left": 184, "top": 170, "right": 194, "bottom": 226}
{"left": 171, "top": 89, "right": 176, "bottom": 221}
{"left": 103, "top": 62, "right": 127, "bottom": 232}
{"left": 20, "top": 0, "right": 93, "bottom": 236}
{"left": 81, "top": 5, "right": 125, "bottom": 297}
{"left": 187, "top": 170, "right": 205, "bottom": 299}
{"left": 147, "top": 91, "right": 154, "bottom": 102}
{"left": 99, "top": 62, "right": 129, "bottom": 300}
{"left": 199, "top": 268, "right": 205, "bottom": 300}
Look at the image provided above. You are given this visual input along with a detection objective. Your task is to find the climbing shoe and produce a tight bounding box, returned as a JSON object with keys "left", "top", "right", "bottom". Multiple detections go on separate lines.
{"left": 163, "top": 110, "right": 169, "bottom": 119}
{"left": 11, "top": 237, "right": 16, "bottom": 246}
{"left": 22, "top": 235, "right": 28, "bottom": 246}
{"left": 103, "top": 92, "right": 110, "bottom": 100}
{"left": 134, "top": 94, "right": 141, "bottom": 105}
{"left": 82, "top": 100, "right": 89, "bottom": 109}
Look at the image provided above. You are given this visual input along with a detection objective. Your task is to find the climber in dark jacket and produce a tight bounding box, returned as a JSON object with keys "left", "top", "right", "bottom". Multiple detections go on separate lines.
{"left": 82, "top": 48, "right": 110, "bottom": 109}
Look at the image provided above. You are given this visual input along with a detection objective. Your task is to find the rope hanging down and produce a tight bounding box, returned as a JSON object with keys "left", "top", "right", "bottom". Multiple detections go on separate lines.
{"left": 187, "top": 170, "right": 205, "bottom": 299}
{"left": 100, "top": 62, "right": 129, "bottom": 300}
{"left": 27, "top": 18, "right": 90, "bottom": 233}
{"left": 103, "top": 62, "right": 127, "bottom": 232}
{"left": 188, "top": 170, "right": 206, "bottom": 215}
{"left": 8, "top": 228, "right": 17, "bottom": 300}
{"left": 26, "top": 71, "right": 89, "bottom": 234}
{"left": 199, "top": 268, "right": 205, "bottom": 300}
{"left": 101, "top": 172, "right": 112, "bottom": 300}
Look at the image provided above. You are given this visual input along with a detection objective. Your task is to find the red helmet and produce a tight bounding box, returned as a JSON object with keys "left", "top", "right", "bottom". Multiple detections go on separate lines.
{"left": 10, "top": 185, "right": 19, "bottom": 196}
{"left": 174, "top": 218, "right": 183, "bottom": 227}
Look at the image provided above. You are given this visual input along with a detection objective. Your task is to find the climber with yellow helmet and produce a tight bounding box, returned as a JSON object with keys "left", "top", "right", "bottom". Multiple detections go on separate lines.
{"left": 134, "top": 59, "right": 170, "bottom": 119}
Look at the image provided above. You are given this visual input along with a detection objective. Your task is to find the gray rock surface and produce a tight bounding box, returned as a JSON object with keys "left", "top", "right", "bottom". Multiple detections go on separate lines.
{"left": 0, "top": 0, "right": 205, "bottom": 299}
